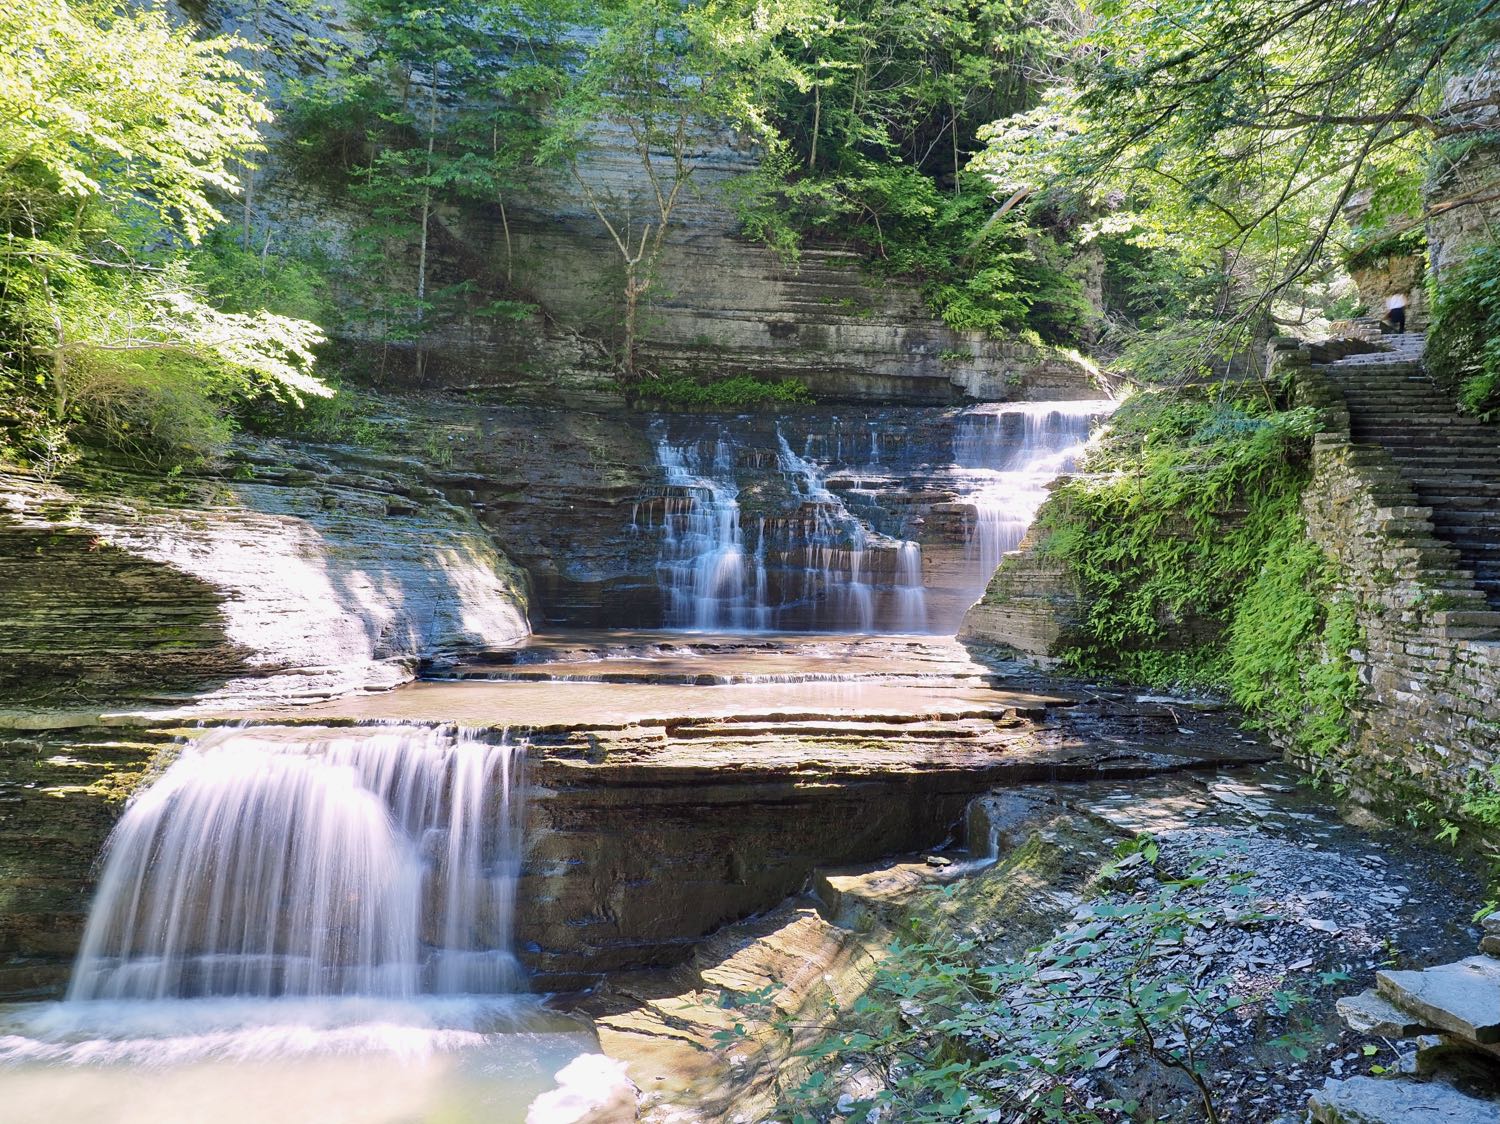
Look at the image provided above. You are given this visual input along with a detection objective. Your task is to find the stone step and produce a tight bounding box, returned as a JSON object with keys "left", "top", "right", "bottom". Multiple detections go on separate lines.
{"left": 1376, "top": 956, "right": 1500, "bottom": 1044}
{"left": 1355, "top": 436, "right": 1500, "bottom": 453}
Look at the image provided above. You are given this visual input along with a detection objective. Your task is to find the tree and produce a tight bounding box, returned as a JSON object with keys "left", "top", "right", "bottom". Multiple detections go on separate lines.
{"left": 284, "top": 0, "right": 561, "bottom": 379}
{"left": 0, "top": 0, "right": 328, "bottom": 464}
{"left": 971, "top": 0, "right": 1500, "bottom": 370}
{"left": 538, "top": 0, "right": 823, "bottom": 381}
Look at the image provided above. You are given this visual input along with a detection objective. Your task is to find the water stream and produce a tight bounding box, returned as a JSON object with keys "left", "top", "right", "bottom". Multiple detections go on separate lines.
{"left": 640, "top": 402, "right": 1109, "bottom": 634}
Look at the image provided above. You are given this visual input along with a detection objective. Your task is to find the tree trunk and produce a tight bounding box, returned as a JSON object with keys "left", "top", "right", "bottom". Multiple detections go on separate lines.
{"left": 622, "top": 266, "right": 639, "bottom": 380}
{"left": 242, "top": 163, "right": 254, "bottom": 251}
{"left": 415, "top": 81, "right": 437, "bottom": 381}
{"left": 809, "top": 84, "right": 820, "bottom": 169}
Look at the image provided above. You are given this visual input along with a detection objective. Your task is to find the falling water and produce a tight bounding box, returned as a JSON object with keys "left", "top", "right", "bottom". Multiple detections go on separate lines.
{"left": 774, "top": 430, "right": 876, "bottom": 632}
{"left": 651, "top": 435, "right": 770, "bottom": 631}
{"left": 68, "top": 725, "right": 527, "bottom": 1002}
{"left": 953, "top": 401, "right": 1111, "bottom": 584}
{"left": 642, "top": 425, "right": 925, "bottom": 631}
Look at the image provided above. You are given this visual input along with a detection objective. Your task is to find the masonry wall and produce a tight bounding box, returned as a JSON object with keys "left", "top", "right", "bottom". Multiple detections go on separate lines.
{"left": 1281, "top": 342, "right": 1500, "bottom": 818}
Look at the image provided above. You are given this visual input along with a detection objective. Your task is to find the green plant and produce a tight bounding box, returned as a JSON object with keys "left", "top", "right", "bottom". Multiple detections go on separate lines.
{"left": 1228, "top": 528, "right": 1362, "bottom": 758}
{"left": 1427, "top": 242, "right": 1500, "bottom": 419}
{"left": 637, "top": 374, "right": 813, "bottom": 409}
{"left": 1343, "top": 227, "right": 1426, "bottom": 273}
{"left": 777, "top": 840, "right": 1274, "bottom": 1123}
{"left": 1044, "top": 389, "right": 1319, "bottom": 690}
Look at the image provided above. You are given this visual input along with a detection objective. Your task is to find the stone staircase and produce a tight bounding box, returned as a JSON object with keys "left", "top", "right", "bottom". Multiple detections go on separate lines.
{"left": 1315, "top": 332, "right": 1500, "bottom": 609}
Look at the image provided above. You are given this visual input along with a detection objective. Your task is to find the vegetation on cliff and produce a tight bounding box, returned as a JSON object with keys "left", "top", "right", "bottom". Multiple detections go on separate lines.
{"left": 0, "top": 0, "right": 329, "bottom": 471}
{"left": 1041, "top": 391, "right": 1361, "bottom": 758}
{"left": 1428, "top": 241, "right": 1500, "bottom": 418}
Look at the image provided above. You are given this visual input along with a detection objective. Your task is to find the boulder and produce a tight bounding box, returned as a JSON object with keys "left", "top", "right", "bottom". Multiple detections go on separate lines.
{"left": 1377, "top": 957, "right": 1500, "bottom": 1045}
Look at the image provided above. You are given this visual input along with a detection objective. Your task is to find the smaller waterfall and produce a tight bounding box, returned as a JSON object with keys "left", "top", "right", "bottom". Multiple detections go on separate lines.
{"left": 774, "top": 430, "right": 876, "bottom": 632}
{"left": 953, "top": 402, "right": 1110, "bottom": 585}
{"left": 891, "top": 540, "right": 928, "bottom": 632}
{"left": 68, "top": 725, "right": 527, "bottom": 1002}
{"left": 643, "top": 424, "right": 926, "bottom": 632}
{"left": 651, "top": 436, "right": 769, "bottom": 631}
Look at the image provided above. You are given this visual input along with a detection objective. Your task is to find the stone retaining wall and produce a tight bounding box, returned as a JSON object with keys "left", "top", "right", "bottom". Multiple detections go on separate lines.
{"left": 1279, "top": 341, "right": 1500, "bottom": 817}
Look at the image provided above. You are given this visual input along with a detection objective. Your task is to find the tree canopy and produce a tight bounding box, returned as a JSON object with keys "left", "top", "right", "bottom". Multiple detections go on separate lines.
{"left": 1, "top": 0, "right": 327, "bottom": 468}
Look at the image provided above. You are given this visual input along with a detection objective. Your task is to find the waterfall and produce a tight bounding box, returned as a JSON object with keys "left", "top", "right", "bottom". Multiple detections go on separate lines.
{"left": 892, "top": 540, "right": 928, "bottom": 633}
{"left": 68, "top": 725, "right": 527, "bottom": 1002}
{"left": 953, "top": 402, "right": 1110, "bottom": 587}
{"left": 774, "top": 430, "right": 876, "bottom": 632}
{"left": 651, "top": 434, "right": 768, "bottom": 630}
{"left": 643, "top": 424, "right": 924, "bottom": 632}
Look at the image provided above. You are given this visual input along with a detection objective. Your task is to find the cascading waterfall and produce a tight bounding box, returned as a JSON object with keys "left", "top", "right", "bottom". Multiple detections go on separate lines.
{"left": 67, "top": 725, "right": 527, "bottom": 1002}
{"left": 651, "top": 435, "right": 770, "bottom": 631}
{"left": 953, "top": 401, "right": 1111, "bottom": 583}
{"left": 774, "top": 430, "right": 877, "bottom": 632}
{"left": 642, "top": 424, "right": 927, "bottom": 632}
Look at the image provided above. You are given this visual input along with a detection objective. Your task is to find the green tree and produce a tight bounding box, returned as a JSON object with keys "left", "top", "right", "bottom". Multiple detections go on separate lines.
{"left": 538, "top": 0, "right": 823, "bottom": 380}
{"left": 972, "top": 0, "right": 1500, "bottom": 370}
{"left": 0, "top": 0, "right": 328, "bottom": 465}
{"left": 284, "top": 0, "right": 562, "bottom": 379}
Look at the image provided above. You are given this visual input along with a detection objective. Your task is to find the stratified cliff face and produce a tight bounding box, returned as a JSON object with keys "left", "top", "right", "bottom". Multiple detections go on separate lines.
{"left": 194, "top": 2, "right": 1098, "bottom": 405}
{"left": 1427, "top": 62, "right": 1500, "bottom": 280}
{"left": 0, "top": 444, "right": 530, "bottom": 707}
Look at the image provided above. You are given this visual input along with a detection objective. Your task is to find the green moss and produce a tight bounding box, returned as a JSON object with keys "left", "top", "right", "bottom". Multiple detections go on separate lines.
{"left": 1227, "top": 527, "right": 1361, "bottom": 758}
{"left": 1037, "top": 387, "right": 1362, "bottom": 755}
{"left": 1043, "top": 388, "right": 1318, "bottom": 690}
{"left": 1427, "top": 241, "right": 1500, "bottom": 419}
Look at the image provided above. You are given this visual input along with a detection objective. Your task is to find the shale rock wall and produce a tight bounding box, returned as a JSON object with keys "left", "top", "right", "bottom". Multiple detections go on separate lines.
{"left": 957, "top": 523, "right": 1086, "bottom": 660}
{"left": 195, "top": 1, "right": 1098, "bottom": 405}
{"left": 0, "top": 444, "right": 530, "bottom": 706}
{"left": 1427, "top": 60, "right": 1500, "bottom": 281}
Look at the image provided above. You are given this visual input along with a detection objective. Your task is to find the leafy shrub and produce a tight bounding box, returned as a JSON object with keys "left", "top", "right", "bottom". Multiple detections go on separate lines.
{"left": 1044, "top": 390, "right": 1318, "bottom": 689}
{"left": 1427, "top": 242, "right": 1500, "bottom": 419}
{"left": 1228, "top": 527, "right": 1361, "bottom": 758}
{"left": 190, "top": 232, "right": 338, "bottom": 327}
{"left": 639, "top": 374, "right": 813, "bottom": 409}
{"left": 65, "top": 351, "right": 237, "bottom": 468}
{"left": 1343, "top": 227, "right": 1425, "bottom": 273}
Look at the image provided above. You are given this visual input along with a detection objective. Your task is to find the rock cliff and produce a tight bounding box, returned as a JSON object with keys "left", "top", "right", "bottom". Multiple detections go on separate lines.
{"left": 196, "top": 1, "right": 1098, "bottom": 405}
{"left": 0, "top": 443, "right": 530, "bottom": 706}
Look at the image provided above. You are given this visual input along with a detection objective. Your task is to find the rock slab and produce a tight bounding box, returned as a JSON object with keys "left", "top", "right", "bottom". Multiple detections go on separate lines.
{"left": 1377, "top": 956, "right": 1500, "bottom": 1045}
{"left": 1309, "top": 1076, "right": 1500, "bottom": 1123}
{"left": 1336, "top": 989, "right": 1435, "bottom": 1037}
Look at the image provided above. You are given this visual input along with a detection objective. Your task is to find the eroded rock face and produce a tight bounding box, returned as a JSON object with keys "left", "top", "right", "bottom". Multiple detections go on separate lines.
{"left": 0, "top": 443, "right": 530, "bottom": 706}
{"left": 1428, "top": 64, "right": 1500, "bottom": 281}
{"left": 190, "top": 2, "right": 1099, "bottom": 405}
{"left": 596, "top": 765, "right": 1488, "bottom": 1124}
{"left": 0, "top": 728, "right": 170, "bottom": 998}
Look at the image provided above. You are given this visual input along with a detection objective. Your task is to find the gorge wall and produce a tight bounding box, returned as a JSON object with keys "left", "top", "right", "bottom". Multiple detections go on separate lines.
{"left": 0, "top": 443, "right": 530, "bottom": 707}
{"left": 193, "top": 0, "right": 1097, "bottom": 406}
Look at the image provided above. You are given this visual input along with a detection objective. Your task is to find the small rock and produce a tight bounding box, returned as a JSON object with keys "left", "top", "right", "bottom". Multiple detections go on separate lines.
{"left": 924, "top": 854, "right": 952, "bottom": 868}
